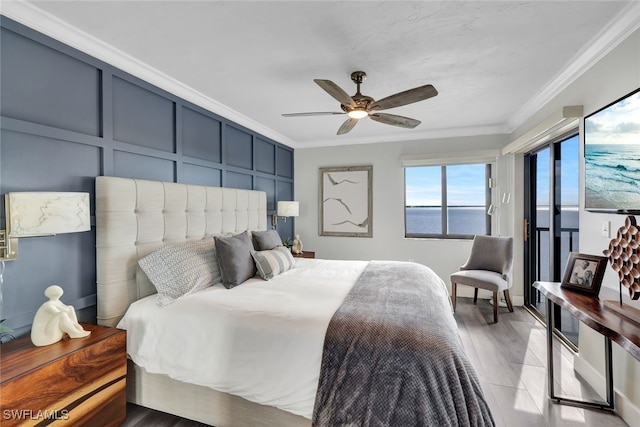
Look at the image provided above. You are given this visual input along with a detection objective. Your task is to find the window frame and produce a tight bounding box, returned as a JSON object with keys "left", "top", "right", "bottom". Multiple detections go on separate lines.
{"left": 404, "top": 163, "right": 493, "bottom": 239}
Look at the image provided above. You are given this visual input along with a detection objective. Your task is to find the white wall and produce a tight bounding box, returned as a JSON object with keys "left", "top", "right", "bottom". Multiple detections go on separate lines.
{"left": 294, "top": 134, "right": 518, "bottom": 301}
{"left": 295, "top": 25, "right": 640, "bottom": 425}
{"left": 578, "top": 29, "right": 640, "bottom": 424}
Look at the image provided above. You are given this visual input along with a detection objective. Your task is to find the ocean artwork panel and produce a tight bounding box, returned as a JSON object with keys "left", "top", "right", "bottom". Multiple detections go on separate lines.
{"left": 584, "top": 88, "right": 640, "bottom": 212}
{"left": 585, "top": 144, "right": 640, "bottom": 211}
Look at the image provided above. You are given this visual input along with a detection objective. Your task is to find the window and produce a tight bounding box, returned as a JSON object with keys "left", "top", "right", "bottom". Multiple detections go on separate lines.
{"left": 405, "top": 163, "right": 492, "bottom": 238}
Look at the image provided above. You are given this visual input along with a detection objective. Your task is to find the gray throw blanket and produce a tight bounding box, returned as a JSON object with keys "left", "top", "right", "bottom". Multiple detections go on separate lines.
{"left": 312, "top": 261, "right": 494, "bottom": 427}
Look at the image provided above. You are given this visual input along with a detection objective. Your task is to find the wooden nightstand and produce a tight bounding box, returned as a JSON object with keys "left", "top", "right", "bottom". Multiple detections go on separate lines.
{"left": 0, "top": 323, "right": 126, "bottom": 427}
{"left": 292, "top": 251, "right": 315, "bottom": 258}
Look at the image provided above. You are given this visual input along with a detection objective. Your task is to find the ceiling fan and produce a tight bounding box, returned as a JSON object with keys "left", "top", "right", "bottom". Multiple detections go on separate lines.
{"left": 282, "top": 71, "right": 438, "bottom": 135}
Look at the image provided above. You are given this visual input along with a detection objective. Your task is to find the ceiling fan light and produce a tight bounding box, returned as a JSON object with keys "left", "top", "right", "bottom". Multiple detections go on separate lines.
{"left": 347, "top": 108, "right": 368, "bottom": 119}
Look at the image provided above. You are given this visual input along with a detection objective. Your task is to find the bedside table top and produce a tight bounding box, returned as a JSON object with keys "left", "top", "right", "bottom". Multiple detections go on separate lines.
{"left": 0, "top": 323, "right": 127, "bottom": 427}
{"left": 292, "top": 251, "right": 315, "bottom": 258}
{"left": 0, "top": 323, "right": 124, "bottom": 382}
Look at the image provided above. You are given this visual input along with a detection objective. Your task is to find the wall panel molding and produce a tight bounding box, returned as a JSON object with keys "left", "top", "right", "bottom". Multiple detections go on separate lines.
{"left": 0, "top": 17, "right": 294, "bottom": 335}
{"left": 0, "top": 2, "right": 296, "bottom": 148}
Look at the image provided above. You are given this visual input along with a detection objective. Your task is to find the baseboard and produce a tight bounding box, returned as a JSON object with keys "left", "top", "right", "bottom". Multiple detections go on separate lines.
{"left": 574, "top": 353, "right": 640, "bottom": 427}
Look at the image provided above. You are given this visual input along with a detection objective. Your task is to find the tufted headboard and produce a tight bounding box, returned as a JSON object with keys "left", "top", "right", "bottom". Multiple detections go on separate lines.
{"left": 95, "top": 176, "right": 268, "bottom": 327}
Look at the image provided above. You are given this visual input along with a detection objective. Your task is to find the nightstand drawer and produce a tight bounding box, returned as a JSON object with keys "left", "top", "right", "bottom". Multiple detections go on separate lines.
{"left": 1, "top": 324, "right": 126, "bottom": 427}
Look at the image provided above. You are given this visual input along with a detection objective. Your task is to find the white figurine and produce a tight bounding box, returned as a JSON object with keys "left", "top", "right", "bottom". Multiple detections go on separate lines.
{"left": 31, "top": 285, "right": 90, "bottom": 347}
{"left": 292, "top": 234, "right": 303, "bottom": 254}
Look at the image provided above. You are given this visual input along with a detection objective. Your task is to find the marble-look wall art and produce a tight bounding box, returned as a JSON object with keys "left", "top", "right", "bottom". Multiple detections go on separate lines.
{"left": 7, "top": 192, "right": 90, "bottom": 237}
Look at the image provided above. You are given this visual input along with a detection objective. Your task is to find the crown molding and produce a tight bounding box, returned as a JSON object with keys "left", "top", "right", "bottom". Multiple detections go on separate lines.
{"left": 295, "top": 123, "right": 510, "bottom": 149}
{"left": 0, "top": 0, "right": 297, "bottom": 148}
{"left": 507, "top": 1, "right": 640, "bottom": 133}
{"left": 2, "top": 1, "right": 637, "bottom": 151}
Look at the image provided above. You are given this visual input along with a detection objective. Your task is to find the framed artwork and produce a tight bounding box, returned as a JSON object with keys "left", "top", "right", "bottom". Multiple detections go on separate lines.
{"left": 561, "top": 252, "right": 607, "bottom": 297}
{"left": 319, "top": 165, "right": 372, "bottom": 237}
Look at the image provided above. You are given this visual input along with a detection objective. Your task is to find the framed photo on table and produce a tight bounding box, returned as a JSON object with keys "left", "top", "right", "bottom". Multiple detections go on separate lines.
{"left": 319, "top": 165, "right": 372, "bottom": 237}
{"left": 561, "top": 252, "right": 607, "bottom": 297}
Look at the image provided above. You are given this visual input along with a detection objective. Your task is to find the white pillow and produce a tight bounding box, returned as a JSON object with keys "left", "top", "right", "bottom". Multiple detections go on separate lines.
{"left": 138, "top": 238, "right": 221, "bottom": 306}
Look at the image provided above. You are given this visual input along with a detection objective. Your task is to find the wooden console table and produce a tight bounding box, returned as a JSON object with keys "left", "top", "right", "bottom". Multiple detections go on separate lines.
{"left": 534, "top": 281, "right": 640, "bottom": 411}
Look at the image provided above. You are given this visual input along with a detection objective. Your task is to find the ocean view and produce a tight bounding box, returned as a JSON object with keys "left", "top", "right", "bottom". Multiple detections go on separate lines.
{"left": 406, "top": 206, "right": 486, "bottom": 235}
{"left": 406, "top": 206, "right": 579, "bottom": 236}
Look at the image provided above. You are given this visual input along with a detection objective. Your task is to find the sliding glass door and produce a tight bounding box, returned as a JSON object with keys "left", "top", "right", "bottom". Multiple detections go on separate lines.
{"left": 525, "top": 133, "right": 580, "bottom": 347}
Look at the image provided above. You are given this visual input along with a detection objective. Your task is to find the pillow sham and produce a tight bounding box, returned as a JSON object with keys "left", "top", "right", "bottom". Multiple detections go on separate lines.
{"left": 138, "top": 238, "right": 222, "bottom": 306}
{"left": 252, "top": 246, "right": 296, "bottom": 280}
{"left": 252, "top": 229, "right": 283, "bottom": 250}
{"left": 215, "top": 231, "right": 256, "bottom": 288}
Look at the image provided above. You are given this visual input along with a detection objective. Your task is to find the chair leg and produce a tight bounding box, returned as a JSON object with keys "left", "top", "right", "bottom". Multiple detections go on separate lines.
{"left": 493, "top": 292, "right": 498, "bottom": 323}
{"left": 451, "top": 282, "right": 457, "bottom": 312}
{"left": 473, "top": 288, "right": 478, "bottom": 305}
{"left": 504, "top": 289, "right": 514, "bottom": 312}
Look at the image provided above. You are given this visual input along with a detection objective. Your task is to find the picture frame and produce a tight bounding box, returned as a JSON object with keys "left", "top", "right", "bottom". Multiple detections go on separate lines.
{"left": 319, "top": 165, "right": 372, "bottom": 237}
{"left": 561, "top": 252, "right": 607, "bottom": 297}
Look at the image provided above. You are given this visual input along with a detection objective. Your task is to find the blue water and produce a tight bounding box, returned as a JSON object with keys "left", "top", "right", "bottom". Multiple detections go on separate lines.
{"left": 585, "top": 143, "right": 640, "bottom": 210}
{"left": 536, "top": 207, "right": 579, "bottom": 229}
{"left": 406, "top": 206, "right": 579, "bottom": 236}
{"left": 406, "top": 207, "right": 486, "bottom": 235}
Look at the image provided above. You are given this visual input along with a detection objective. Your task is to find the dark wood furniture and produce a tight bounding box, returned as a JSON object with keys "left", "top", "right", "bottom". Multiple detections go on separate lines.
{"left": 534, "top": 281, "right": 640, "bottom": 412}
{"left": 0, "top": 323, "right": 126, "bottom": 426}
{"left": 292, "top": 250, "right": 315, "bottom": 259}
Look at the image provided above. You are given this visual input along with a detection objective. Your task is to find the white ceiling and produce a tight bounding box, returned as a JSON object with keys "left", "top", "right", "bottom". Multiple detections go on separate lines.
{"left": 6, "top": 1, "right": 640, "bottom": 148}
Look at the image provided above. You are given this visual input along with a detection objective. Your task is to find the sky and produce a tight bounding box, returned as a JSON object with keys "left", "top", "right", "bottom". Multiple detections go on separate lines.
{"left": 535, "top": 135, "right": 579, "bottom": 206}
{"left": 405, "top": 163, "right": 487, "bottom": 206}
{"left": 405, "top": 90, "right": 639, "bottom": 208}
{"left": 584, "top": 89, "right": 640, "bottom": 145}
{"left": 406, "top": 134, "right": 580, "bottom": 207}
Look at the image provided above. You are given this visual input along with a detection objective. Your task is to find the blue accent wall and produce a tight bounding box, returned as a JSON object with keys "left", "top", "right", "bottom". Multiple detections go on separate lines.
{"left": 0, "top": 17, "right": 295, "bottom": 337}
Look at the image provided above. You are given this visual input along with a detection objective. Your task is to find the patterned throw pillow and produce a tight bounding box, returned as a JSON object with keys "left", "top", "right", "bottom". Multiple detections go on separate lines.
{"left": 252, "top": 246, "right": 296, "bottom": 280}
{"left": 215, "top": 231, "right": 256, "bottom": 288}
{"left": 138, "top": 238, "right": 221, "bottom": 306}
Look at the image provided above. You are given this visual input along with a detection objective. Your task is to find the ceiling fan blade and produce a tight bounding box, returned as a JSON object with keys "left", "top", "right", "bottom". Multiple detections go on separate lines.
{"left": 370, "top": 84, "right": 438, "bottom": 111}
{"left": 282, "top": 112, "right": 345, "bottom": 117}
{"left": 337, "top": 118, "right": 358, "bottom": 135}
{"left": 314, "top": 79, "right": 356, "bottom": 107}
{"left": 369, "top": 113, "right": 421, "bottom": 129}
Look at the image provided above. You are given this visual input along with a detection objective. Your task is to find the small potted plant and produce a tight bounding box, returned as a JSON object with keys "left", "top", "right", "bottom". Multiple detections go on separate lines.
{"left": 283, "top": 237, "right": 293, "bottom": 250}
{"left": 0, "top": 319, "right": 15, "bottom": 343}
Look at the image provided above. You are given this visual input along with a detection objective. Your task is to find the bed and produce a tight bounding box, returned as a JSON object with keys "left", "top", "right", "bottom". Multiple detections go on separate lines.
{"left": 95, "top": 176, "right": 494, "bottom": 426}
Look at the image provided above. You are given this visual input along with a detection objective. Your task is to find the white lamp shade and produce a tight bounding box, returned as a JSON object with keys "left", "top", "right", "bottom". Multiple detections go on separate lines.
{"left": 277, "top": 201, "right": 299, "bottom": 217}
{"left": 7, "top": 192, "right": 91, "bottom": 237}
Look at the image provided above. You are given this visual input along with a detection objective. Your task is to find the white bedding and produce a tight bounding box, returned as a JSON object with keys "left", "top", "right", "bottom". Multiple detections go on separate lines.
{"left": 117, "top": 258, "right": 368, "bottom": 419}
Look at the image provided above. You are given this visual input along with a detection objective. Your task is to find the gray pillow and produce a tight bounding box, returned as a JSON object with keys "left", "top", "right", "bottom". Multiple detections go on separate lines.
{"left": 215, "top": 231, "right": 256, "bottom": 288}
{"left": 138, "top": 238, "right": 222, "bottom": 306}
{"left": 252, "top": 229, "right": 283, "bottom": 250}
{"left": 252, "top": 246, "right": 296, "bottom": 280}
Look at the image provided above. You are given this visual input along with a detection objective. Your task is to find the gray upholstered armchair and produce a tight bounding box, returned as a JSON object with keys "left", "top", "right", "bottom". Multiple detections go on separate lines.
{"left": 450, "top": 235, "right": 514, "bottom": 323}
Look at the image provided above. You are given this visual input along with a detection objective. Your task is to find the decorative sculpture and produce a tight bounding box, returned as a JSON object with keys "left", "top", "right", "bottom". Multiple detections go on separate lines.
{"left": 292, "top": 234, "right": 303, "bottom": 254}
{"left": 31, "top": 285, "right": 90, "bottom": 347}
{"left": 604, "top": 216, "right": 640, "bottom": 301}
{"left": 601, "top": 216, "right": 640, "bottom": 324}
